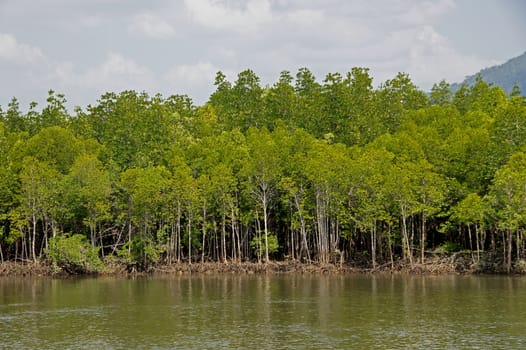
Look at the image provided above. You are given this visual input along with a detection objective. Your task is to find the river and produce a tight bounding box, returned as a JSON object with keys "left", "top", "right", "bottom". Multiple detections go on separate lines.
{"left": 1, "top": 274, "right": 525, "bottom": 349}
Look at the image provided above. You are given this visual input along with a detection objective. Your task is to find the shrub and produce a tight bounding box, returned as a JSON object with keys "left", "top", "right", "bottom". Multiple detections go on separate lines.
{"left": 117, "top": 236, "right": 162, "bottom": 270}
{"left": 435, "top": 241, "right": 461, "bottom": 254}
{"left": 46, "top": 234, "right": 103, "bottom": 273}
{"left": 251, "top": 233, "right": 279, "bottom": 260}
{"left": 514, "top": 259, "right": 526, "bottom": 274}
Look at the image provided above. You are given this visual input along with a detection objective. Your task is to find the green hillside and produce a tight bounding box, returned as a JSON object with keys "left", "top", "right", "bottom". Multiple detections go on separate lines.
{"left": 452, "top": 51, "right": 526, "bottom": 94}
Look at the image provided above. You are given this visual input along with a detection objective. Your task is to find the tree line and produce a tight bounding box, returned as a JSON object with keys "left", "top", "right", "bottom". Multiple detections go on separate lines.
{"left": 1, "top": 68, "right": 525, "bottom": 272}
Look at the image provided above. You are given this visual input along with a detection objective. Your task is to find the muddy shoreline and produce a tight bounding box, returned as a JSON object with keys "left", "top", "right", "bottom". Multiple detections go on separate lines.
{"left": 1, "top": 252, "right": 521, "bottom": 277}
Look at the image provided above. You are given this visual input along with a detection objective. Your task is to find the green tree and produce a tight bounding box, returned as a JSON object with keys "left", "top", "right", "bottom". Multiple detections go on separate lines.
{"left": 294, "top": 67, "right": 324, "bottom": 135}
{"left": 488, "top": 151, "right": 526, "bottom": 272}
{"left": 430, "top": 80, "right": 452, "bottom": 107}
{"left": 85, "top": 91, "right": 183, "bottom": 170}
{"left": 167, "top": 155, "right": 196, "bottom": 263}
{"left": 15, "top": 126, "right": 82, "bottom": 174}
{"left": 348, "top": 146, "right": 394, "bottom": 268}
{"left": 304, "top": 140, "right": 350, "bottom": 263}
{"left": 35, "top": 90, "right": 69, "bottom": 132}
{"left": 412, "top": 160, "right": 447, "bottom": 263}
{"left": 345, "top": 67, "right": 379, "bottom": 145}
{"left": 210, "top": 70, "right": 264, "bottom": 130}
{"left": 450, "top": 193, "right": 486, "bottom": 262}
{"left": 69, "top": 154, "right": 112, "bottom": 248}
{"left": 2, "top": 98, "right": 30, "bottom": 133}
{"left": 0, "top": 121, "right": 19, "bottom": 260}
{"left": 46, "top": 234, "right": 102, "bottom": 273}
{"left": 453, "top": 76, "right": 508, "bottom": 115}
{"left": 18, "top": 157, "right": 64, "bottom": 261}
{"left": 242, "top": 128, "right": 281, "bottom": 263}
{"left": 120, "top": 166, "right": 171, "bottom": 268}
{"left": 208, "top": 163, "right": 239, "bottom": 262}
{"left": 375, "top": 72, "right": 428, "bottom": 132}
{"left": 491, "top": 95, "right": 526, "bottom": 165}
{"left": 264, "top": 70, "right": 297, "bottom": 128}
{"left": 275, "top": 128, "right": 316, "bottom": 261}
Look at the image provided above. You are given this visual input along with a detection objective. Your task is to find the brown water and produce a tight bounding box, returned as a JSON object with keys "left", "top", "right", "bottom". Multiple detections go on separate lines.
{"left": 1, "top": 274, "right": 525, "bottom": 349}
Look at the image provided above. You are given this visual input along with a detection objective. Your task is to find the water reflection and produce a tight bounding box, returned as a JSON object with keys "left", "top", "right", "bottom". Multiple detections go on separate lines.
{"left": 1, "top": 274, "right": 526, "bottom": 349}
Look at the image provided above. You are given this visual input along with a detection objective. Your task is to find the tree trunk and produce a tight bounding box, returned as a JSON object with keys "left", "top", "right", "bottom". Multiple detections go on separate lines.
{"left": 176, "top": 205, "right": 181, "bottom": 263}
{"left": 290, "top": 209, "right": 295, "bottom": 261}
{"left": 231, "top": 206, "right": 240, "bottom": 263}
{"left": 475, "top": 223, "right": 480, "bottom": 263}
{"left": 263, "top": 199, "right": 269, "bottom": 263}
{"left": 467, "top": 224, "right": 474, "bottom": 262}
{"left": 255, "top": 211, "right": 262, "bottom": 264}
{"left": 31, "top": 212, "right": 37, "bottom": 263}
{"left": 293, "top": 191, "right": 311, "bottom": 262}
{"left": 188, "top": 215, "right": 192, "bottom": 265}
{"left": 315, "top": 190, "right": 329, "bottom": 263}
{"left": 515, "top": 229, "right": 522, "bottom": 260}
{"left": 371, "top": 222, "right": 377, "bottom": 269}
{"left": 221, "top": 212, "right": 227, "bottom": 263}
{"left": 388, "top": 224, "right": 394, "bottom": 271}
{"left": 260, "top": 182, "right": 270, "bottom": 263}
{"left": 201, "top": 205, "right": 206, "bottom": 264}
{"left": 420, "top": 211, "right": 426, "bottom": 264}
{"left": 400, "top": 204, "right": 413, "bottom": 267}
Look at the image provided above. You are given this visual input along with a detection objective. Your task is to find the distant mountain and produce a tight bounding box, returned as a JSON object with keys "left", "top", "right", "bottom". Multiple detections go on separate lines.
{"left": 451, "top": 51, "right": 526, "bottom": 95}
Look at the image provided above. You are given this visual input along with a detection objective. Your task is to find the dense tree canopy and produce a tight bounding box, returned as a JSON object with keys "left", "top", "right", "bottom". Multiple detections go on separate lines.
{"left": 1, "top": 69, "right": 525, "bottom": 272}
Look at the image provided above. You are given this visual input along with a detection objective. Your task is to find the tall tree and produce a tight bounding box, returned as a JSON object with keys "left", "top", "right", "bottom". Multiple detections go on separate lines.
{"left": 375, "top": 72, "right": 428, "bottom": 132}
{"left": 488, "top": 151, "right": 526, "bottom": 272}
{"left": 348, "top": 146, "right": 393, "bottom": 268}
{"left": 264, "top": 70, "right": 297, "bottom": 128}
{"left": 18, "top": 157, "right": 63, "bottom": 261}
{"left": 120, "top": 166, "right": 171, "bottom": 267}
{"left": 242, "top": 128, "right": 280, "bottom": 263}
{"left": 295, "top": 68, "right": 324, "bottom": 135}
{"left": 69, "top": 154, "right": 112, "bottom": 248}
{"left": 35, "top": 90, "right": 69, "bottom": 132}
{"left": 450, "top": 193, "right": 486, "bottom": 262}
{"left": 430, "top": 80, "right": 453, "bottom": 107}
{"left": 85, "top": 91, "right": 182, "bottom": 170}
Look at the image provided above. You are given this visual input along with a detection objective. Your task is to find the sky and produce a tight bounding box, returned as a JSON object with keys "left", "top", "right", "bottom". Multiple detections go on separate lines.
{"left": 0, "top": 0, "right": 525, "bottom": 111}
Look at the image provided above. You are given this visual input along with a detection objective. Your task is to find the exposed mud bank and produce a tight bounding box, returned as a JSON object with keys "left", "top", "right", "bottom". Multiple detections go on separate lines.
{"left": 0, "top": 261, "right": 57, "bottom": 277}
{"left": 1, "top": 252, "right": 524, "bottom": 277}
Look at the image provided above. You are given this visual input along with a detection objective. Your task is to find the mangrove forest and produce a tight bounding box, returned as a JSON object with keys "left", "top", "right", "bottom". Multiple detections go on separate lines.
{"left": 1, "top": 68, "right": 526, "bottom": 273}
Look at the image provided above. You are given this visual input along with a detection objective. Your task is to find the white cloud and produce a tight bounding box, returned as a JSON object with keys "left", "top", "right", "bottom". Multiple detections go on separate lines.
{"left": 165, "top": 62, "right": 238, "bottom": 102}
{"left": 129, "top": 13, "right": 176, "bottom": 39}
{"left": 166, "top": 61, "right": 221, "bottom": 99}
{"left": 56, "top": 53, "right": 156, "bottom": 97}
{"left": 184, "top": 0, "right": 273, "bottom": 32}
{"left": 167, "top": 62, "right": 219, "bottom": 86}
{"left": 79, "top": 15, "right": 107, "bottom": 29}
{"left": 229, "top": 0, "right": 483, "bottom": 89}
{"left": 54, "top": 61, "right": 75, "bottom": 83}
{"left": 406, "top": 26, "right": 497, "bottom": 88}
{"left": 286, "top": 9, "right": 324, "bottom": 26}
{"left": 1, "top": 0, "right": 520, "bottom": 110}
{"left": 391, "top": 0, "right": 456, "bottom": 26}
{"left": 0, "top": 33, "right": 44, "bottom": 64}
{"left": 84, "top": 53, "right": 155, "bottom": 90}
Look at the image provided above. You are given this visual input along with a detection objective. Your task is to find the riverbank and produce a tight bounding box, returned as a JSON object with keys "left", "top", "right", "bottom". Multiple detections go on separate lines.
{"left": 1, "top": 251, "right": 524, "bottom": 277}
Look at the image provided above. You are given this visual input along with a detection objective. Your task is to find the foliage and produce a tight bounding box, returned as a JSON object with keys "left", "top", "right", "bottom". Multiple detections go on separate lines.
{"left": 435, "top": 241, "right": 461, "bottom": 254}
{"left": 451, "top": 51, "right": 526, "bottom": 96}
{"left": 46, "top": 234, "right": 102, "bottom": 273}
{"left": 117, "top": 236, "right": 163, "bottom": 270}
{"left": 251, "top": 233, "right": 279, "bottom": 259}
{"left": 1, "top": 67, "right": 526, "bottom": 272}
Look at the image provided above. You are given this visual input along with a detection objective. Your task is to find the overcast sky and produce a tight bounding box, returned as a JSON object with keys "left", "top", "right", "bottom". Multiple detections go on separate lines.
{"left": 0, "top": 0, "right": 525, "bottom": 110}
